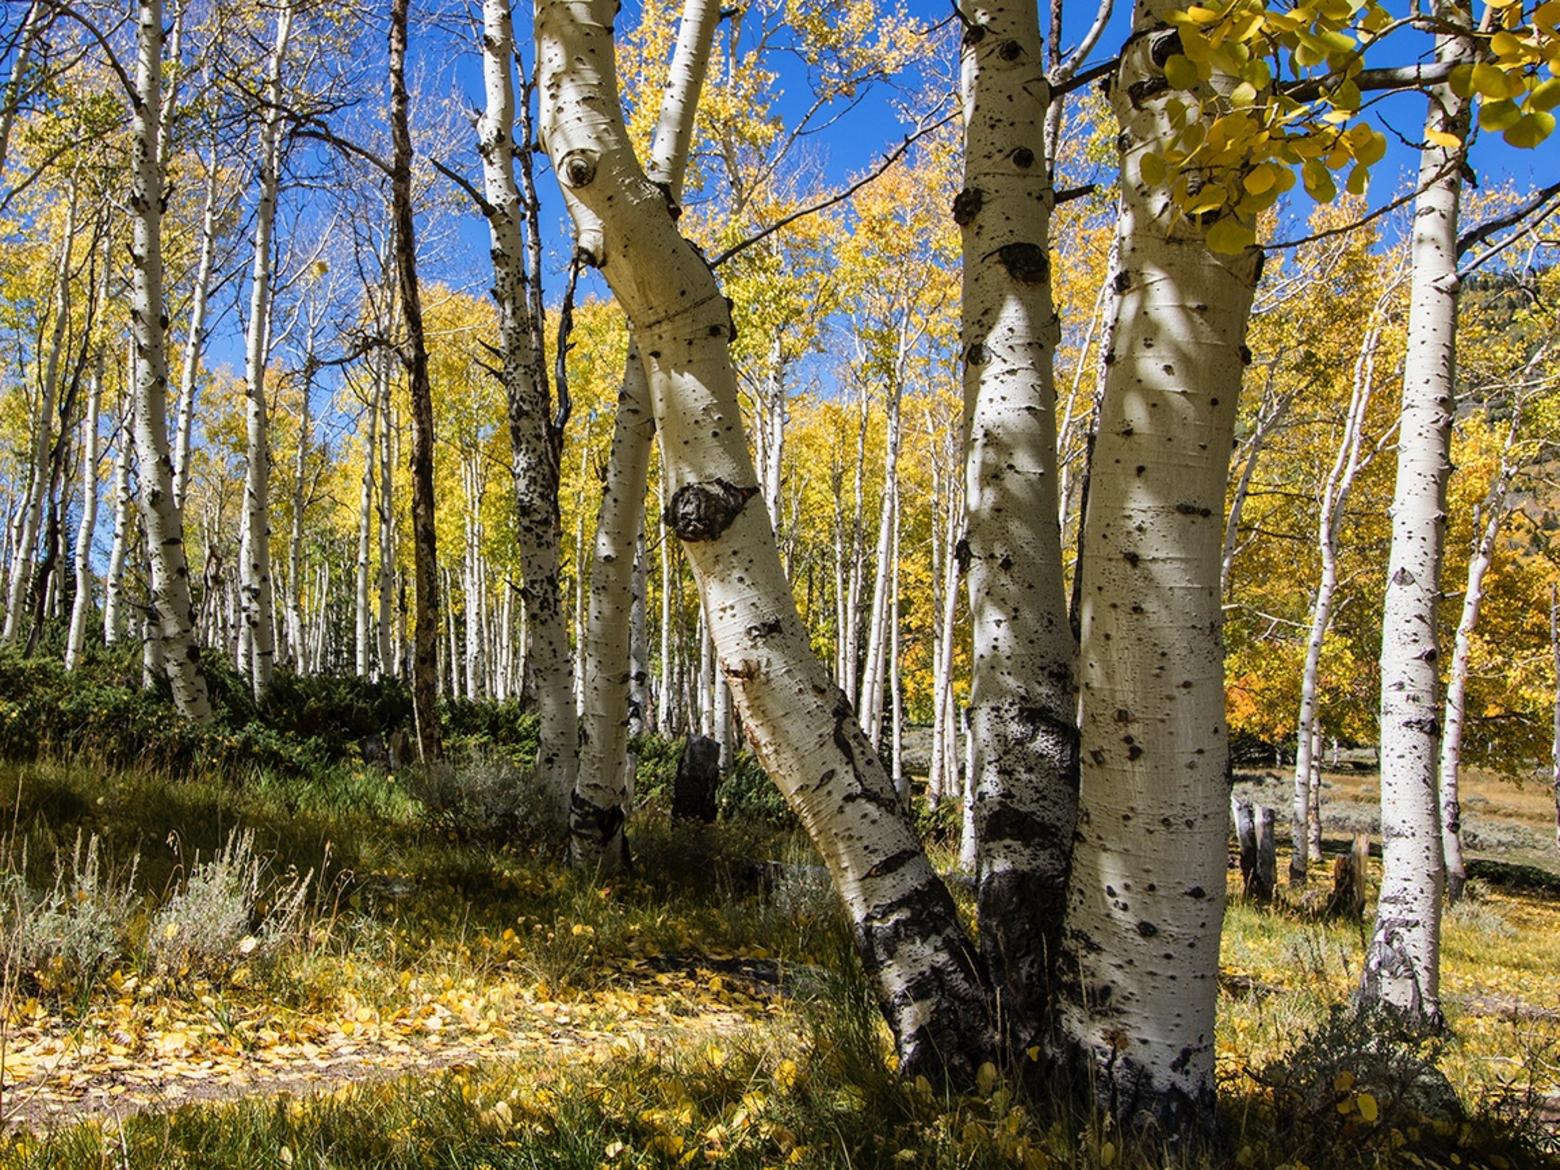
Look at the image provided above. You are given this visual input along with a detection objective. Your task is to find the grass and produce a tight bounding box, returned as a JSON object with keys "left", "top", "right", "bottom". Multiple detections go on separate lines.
{"left": 0, "top": 753, "right": 1555, "bottom": 1168}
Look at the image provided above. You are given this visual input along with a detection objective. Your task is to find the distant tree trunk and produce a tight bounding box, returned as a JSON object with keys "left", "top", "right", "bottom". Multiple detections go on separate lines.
{"left": 172, "top": 122, "right": 221, "bottom": 513}
{"left": 65, "top": 245, "right": 109, "bottom": 670}
{"left": 238, "top": 1, "right": 293, "bottom": 699}
{"left": 286, "top": 357, "right": 311, "bottom": 671}
{"left": 377, "top": 366, "right": 395, "bottom": 677}
{"left": 1440, "top": 410, "right": 1521, "bottom": 903}
{"left": 389, "top": 0, "right": 441, "bottom": 761}
{"left": 1291, "top": 298, "right": 1391, "bottom": 885}
{"left": 1362, "top": 12, "right": 1469, "bottom": 1028}
{"left": 858, "top": 373, "right": 902, "bottom": 744}
{"left": 537, "top": 0, "right": 995, "bottom": 1082}
{"left": 4, "top": 178, "right": 76, "bottom": 643}
{"left": 355, "top": 381, "right": 379, "bottom": 676}
{"left": 127, "top": 0, "right": 210, "bottom": 721}
{"left": 0, "top": 1, "right": 43, "bottom": 179}
{"left": 103, "top": 359, "right": 134, "bottom": 647}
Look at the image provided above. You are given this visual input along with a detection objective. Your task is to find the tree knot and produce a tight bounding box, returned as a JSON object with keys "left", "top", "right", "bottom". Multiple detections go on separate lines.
{"left": 664, "top": 479, "right": 760, "bottom": 542}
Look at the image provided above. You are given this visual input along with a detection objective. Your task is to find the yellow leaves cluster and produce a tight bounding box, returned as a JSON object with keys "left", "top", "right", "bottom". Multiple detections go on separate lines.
{"left": 1146, "top": 0, "right": 1559, "bottom": 251}
{"left": 1449, "top": 2, "right": 1560, "bottom": 148}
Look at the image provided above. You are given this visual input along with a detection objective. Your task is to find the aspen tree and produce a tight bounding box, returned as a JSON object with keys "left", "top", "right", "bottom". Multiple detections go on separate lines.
{"left": 956, "top": 0, "right": 1076, "bottom": 1051}
{"left": 1361, "top": 4, "right": 1471, "bottom": 1028}
{"left": 1289, "top": 276, "right": 1399, "bottom": 885}
{"left": 172, "top": 116, "right": 222, "bottom": 512}
{"left": 65, "top": 227, "right": 111, "bottom": 670}
{"left": 3, "top": 178, "right": 76, "bottom": 643}
{"left": 574, "top": 0, "right": 721, "bottom": 870}
{"left": 238, "top": 1, "right": 294, "bottom": 698}
{"left": 537, "top": 0, "right": 993, "bottom": 1078}
{"left": 473, "top": 0, "right": 577, "bottom": 803}
{"left": 127, "top": 0, "right": 210, "bottom": 720}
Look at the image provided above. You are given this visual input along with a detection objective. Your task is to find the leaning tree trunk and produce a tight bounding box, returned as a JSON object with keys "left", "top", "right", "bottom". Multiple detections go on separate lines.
{"left": 389, "top": 0, "right": 441, "bottom": 761}
{"left": 4, "top": 180, "right": 76, "bottom": 643}
{"left": 1361, "top": 14, "right": 1468, "bottom": 1028}
{"left": 1056, "top": 8, "right": 1260, "bottom": 1132}
{"left": 126, "top": 0, "right": 210, "bottom": 720}
{"left": 238, "top": 1, "right": 292, "bottom": 699}
{"left": 475, "top": 0, "right": 576, "bottom": 806}
{"left": 573, "top": 0, "right": 721, "bottom": 870}
{"left": 956, "top": 0, "right": 1077, "bottom": 1058}
{"left": 537, "top": 0, "right": 994, "bottom": 1082}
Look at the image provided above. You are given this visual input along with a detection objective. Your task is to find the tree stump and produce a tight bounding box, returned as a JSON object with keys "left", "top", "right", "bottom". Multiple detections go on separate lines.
{"left": 1254, "top": 806, "right": 1277, "bottom": 903}
{"left": 672, "top": 734, "right": 722, "bottom": 823}
{"left": 1233, "top": 799, "right": 1259, "bottom": 893}
{"left": 1232, "top": 800, "right": 1275, "bottom": 902}
{"left": 1325, "top": 832, "right": 1371, "bottom": 919}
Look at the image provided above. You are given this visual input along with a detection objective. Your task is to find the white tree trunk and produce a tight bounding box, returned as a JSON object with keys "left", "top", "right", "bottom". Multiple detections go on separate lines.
{"left": 537, "top": 0, "right": 994, "bottom": 1080}
{"left": 103, "top": 350, "right": 135, "bottom": 647}
{"left": 1362, "top": 19, "right": 1468, "bottom": 1026}
{"left": 4, "top": 180, "right": 76, "bottom": 643}
{"left": 172, "top": 128, "right": 221, "bottom": 513}
{"left": 1290, "top": 300, "right": 1391, "bottom": 884}
{"left": 238, "top": 2, "right": 293, "bottom": 698}
{"left": 1058, "top": 10, "right": 1260, "bottom": 1128}
{"left": 1551, "top": 587, "right": 1560, "bottom": 852}
{"left": 377, "top": 367, "right": 395, "bottom": 676}
{"left": 1439, "top": 410, "right": 1520, "bottom": 903}
{"left": 65, "top": 253, "right": 108, "bottom": 670}
{"left": 128, "top": 0, "right": 210, "bottom": 720}
{"left": 355, "top": 381, "right": 379, "bottom": 676}
{"left": 956, "top": 0, "right": 1077, "bottom": 1054}
{"left": 858, "top": 376, "right": 902, "bottom": 744}
{"left": 475, "top": 0, "right": 575, "bottom": 801}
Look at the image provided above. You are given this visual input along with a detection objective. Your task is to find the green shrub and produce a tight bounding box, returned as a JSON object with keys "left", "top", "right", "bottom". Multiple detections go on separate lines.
{"left": 405, "top": 752, "right": 565, "bottom": 845}
{"left": 717, "top": 751, "right": 797, "bottom": 829}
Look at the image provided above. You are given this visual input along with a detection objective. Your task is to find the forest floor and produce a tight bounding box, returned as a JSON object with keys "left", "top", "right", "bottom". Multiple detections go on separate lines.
{"left": 0, "top": 753, "right": 1556, "bottom": 1169}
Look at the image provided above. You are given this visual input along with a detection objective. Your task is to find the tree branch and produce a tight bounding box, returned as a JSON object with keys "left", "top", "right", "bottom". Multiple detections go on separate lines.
{"left": 1456, "top": 179, "right": 1560, "bottom": 258}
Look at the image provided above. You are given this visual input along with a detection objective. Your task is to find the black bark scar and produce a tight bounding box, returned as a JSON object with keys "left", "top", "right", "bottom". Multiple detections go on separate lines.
{"left": 664, "top": 479, "right": 760, "bottom": 542}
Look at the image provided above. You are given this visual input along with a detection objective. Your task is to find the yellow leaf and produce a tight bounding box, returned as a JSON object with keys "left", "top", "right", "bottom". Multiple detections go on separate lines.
{"left": 1333, "top": 1070, "right": 1355, "bottom": 1092}
{"left": 1357, "top": 1092, "right": 1380, "bottom": 1122}
{"left": 279, "top": 1148, "right": 294, "bottom": 1167}
{"left": 1230, "top": 80, "right": 1258, "bottom": 108}
{"left": 1425, "top": 127, "right": 1462, "bottom": 149}
{"left": 1472, "top": 61, "right": 1523, "bottom": 100}
{"left": 1480, "top": 99, "right": 1522, "bottom": 132}
{"left": 1165, "top": 54, "right": 1200, "bottom": 90}
{"left": 1503, "top": 110, "right": 1555, "bottom": 147}
{"left": 976, "top": 1061, "right": 998, "bottom": 1096}
{"left": 1532, "top": 78, "right": 1560, "bottom": 112}
{"left": 1206, "top": 216, "right": 1256, "bottom": 254}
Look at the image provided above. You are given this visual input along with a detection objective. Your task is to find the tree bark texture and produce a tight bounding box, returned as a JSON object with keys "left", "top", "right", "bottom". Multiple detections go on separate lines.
{"left": 537, "top": 0, "right": 994, "bottom": 1083}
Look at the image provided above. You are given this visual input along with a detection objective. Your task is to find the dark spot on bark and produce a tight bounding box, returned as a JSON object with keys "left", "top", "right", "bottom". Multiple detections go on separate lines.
{"left": 994, "top": 242, "right": 1049, "bottom": 284}
{"left": 1011, "top": 147, "right": 1036, "bottom": 169}
{"left": 967, "top": 342, "right": 989, "bottom": 366}
{"left": 963, "top": 23, "right": 986, "bottom": 45}
{"left": 1126, "top": 77, "right": 1169, "bottom": 106}
{"left": 954, "top": 538, "right": 971, "bottom": 573}
{"left": 1124, "top": 551, "right": 1140, "bottom": 567}
{"left": 1114, "top": 270, "right": 1132, "bottom": 294}
{"left": 1090, "top": 749, "right": 1106, "bottom": 765}
{"left": 1239, "top": 344, "right": 1253, "bottom": 366}
{"left": 1128, "top": 744, "right": 1143, "bottom": 761}
{"left": 998, "top": 38, "right": 1023, "bottom": 61}
{"left": 745, "top": 617, "right": 783, "bottom": 641}
{"left": 1187, "top": 886, "right": 1206, "bottom": 899}
{"left": 1115, "top": 709, "right": 1132, "bottom": 723}
{"left": 1393, "top": 567, "right": 1416, "bottom": 586}
{"left": 665, "top": 479, "right": 759, "bottom": 542}
{"left": 1137, "top": 920, "right": 1158, "bottom": 937}
{"left": 1150, "top": 28, "right": 1183, "bottom": 67}
{"left": 560, "top": 150, "right": 596, "bottom": 188}
{"left": 952, "top": 187, "right": 984, "bottom": 225}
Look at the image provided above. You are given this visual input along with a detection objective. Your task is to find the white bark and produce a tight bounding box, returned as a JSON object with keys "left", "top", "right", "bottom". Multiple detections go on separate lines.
{"left": 128, "top": 0, "right": 210, "bottom": 720}
{"left": 475, "top": 0, "right": 576, "bottom": 799}
{"left": 1439, "top": 409, "right": 1521, "bottom": 903}
{"left": 957, "top": 0, "right": 1078, "bottom": 1053}
{"left": 1362, "top": 16, "right": 1468, "bottom": 1026}
{"left": 172, "top": 126, "right": 221, "bottom": 513}
{"left": 103, "top": 350, "right": 134, "bottom": 646}
{"left": 377, "top": 365, "right": 395, "bottom": 676}
{"left": 65, "top": 242, "right": 110, "bottom": 670}
{"left": 1290, "top": 291, "right": 1394, "bottom": 884}
{"left": 1058, "top": 9, "right": 1259, "bottom": 1127}
{"left": 4, "top": 180, "right": 76, "bottom": 642}
{"left": 537, "top": 0, "right": 994, "bottom": 1080}
{"left": 238, "top": 1, "right": 293, "bottom": 698}
{"left": 0, "top": 2, "right": 43, "bottom": 179}
{"left": 355, "top": 378, "right": 379, "bottom": 676}
{"left": 1551, "top": 587, "right": 1560, "bottom": 852}
{"left": 857, "top": 377, "right": 902, "bottom": 743}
